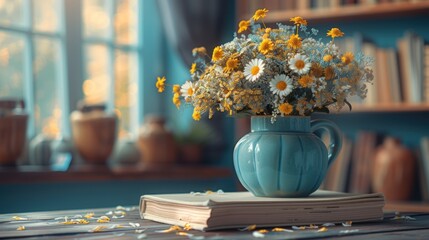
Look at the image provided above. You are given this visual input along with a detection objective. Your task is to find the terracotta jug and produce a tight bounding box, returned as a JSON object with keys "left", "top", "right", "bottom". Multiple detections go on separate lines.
{"left": 372, "top": 137, "right": 416, "bottom": 201}
{"left": 137, "top": 116, "right": 178, "bottom": 166}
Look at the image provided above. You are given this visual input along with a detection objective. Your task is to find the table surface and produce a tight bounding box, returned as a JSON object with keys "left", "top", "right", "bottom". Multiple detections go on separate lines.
{"left": 1, "top": 207, "right": 429, "bottom": 239}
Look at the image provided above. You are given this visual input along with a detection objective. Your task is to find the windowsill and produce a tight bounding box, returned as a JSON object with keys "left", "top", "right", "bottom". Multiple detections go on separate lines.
{"left": 0, "top": 165, "right": 233, "bottom": 184}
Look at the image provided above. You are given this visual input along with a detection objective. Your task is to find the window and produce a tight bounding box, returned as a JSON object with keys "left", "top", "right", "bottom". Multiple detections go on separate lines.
{"left": 0, "top": 0, "right": 141, "bottom": 139}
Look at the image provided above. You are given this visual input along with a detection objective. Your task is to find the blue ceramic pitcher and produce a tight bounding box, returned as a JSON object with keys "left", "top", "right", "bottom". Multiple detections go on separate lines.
{"left": 233, "top": 116, "right": 342, "bottom": 197}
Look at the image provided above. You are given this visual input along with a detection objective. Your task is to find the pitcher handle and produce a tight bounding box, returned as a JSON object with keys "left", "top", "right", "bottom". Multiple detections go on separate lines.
{"left": 310, "top": 119, "right": 342, "bottom": 167}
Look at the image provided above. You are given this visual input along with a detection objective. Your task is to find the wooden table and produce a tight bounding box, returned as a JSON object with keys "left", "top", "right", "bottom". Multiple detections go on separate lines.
{"left": 1, "top": 207, "right": 429, "bottom": 239}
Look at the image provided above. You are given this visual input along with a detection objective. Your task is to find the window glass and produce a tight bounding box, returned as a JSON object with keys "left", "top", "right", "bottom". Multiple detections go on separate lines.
{"left": 33, "top": 0, "right": 61, "bottom": 33}
{"left": 33, "top": 37, "right": 62, "bottom": 137}
{"left": 0, "top": 31, "right": 26, "bottom": 98}
{"left": 114, "top": 0, "right": 138, "bottom": 45}
{"left": 0, "top": 0, "right": 27, "bottom": 28}
{"left": 83, "top": 44, "right": 110, "bottom": 104}
{"left": 114, "top": 50, "right": 138, "bottom": 137}
{"left": 83, "top": 0, "right": 112, "bottom": 40}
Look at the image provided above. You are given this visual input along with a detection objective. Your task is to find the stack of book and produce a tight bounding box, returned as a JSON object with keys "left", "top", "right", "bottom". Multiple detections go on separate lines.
{"left": 140, "top": 191, "right": 385, "bottom": 231}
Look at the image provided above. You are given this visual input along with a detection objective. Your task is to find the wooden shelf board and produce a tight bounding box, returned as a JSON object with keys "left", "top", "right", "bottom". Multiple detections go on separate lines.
{"left": 385, "top": 201, "right": 429, "bottom": 213}
{"left": 0, "top": 165, "right": 233, "bottom": 184}
{"left": 340, "top": 103, "right": 429, "bottom": 113}
{"left": 243, "top": 2, "right": 429, "bottom": 23}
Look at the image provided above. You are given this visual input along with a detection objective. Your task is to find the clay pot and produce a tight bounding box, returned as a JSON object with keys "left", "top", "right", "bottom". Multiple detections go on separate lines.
{"left": 372, "top": 137, "right": 416, "bottom": 201}
{"left": 137, "top": 116, "right": 178, "bottom": 166}
{"left": 0, "top": 114, "right": 28, "bottom": 166}
{"left": 70, "top": 110, "right": 117, "bottom": 165}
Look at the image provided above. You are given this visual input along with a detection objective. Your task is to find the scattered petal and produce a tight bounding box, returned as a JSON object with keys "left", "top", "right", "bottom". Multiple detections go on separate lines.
{"left": 272, "top": 227, "right": 293, "bottom": 232}
{"left": 177, "top": 232, "right": 194, "bottom": 237}
{"left": 12, "top": 216, "right": 28, "bottom": 221}
{"left": 339, "top": 229, "right": 359, "bottom": 234}
{"left": 16, "top": 226, "right": 25, "bottom": 231}
{"left": 109, "top": 224, "right": 125, "bottom": 229}
{"left": 114, "top": 210, "right": 126, "bottom": 215}
{"left": 239, "top": 224, "right": 257, "bottom": 231}
{"left": 308, "top": 224, "right": 318, "bottom": 229}
{"left": 97, "top": 216, "right": 110, "bottom": 223}
{"left": 129, "top": 222, "right": 141, "bottom": 228}
{"left": 156, "top": 225, "right": 183, "bottom": 233}
{"left": 317, "top": 227, "right": 328, "bottom": 232}
{"left": 342, "top": 221, "right": 352, "bottom": 227}
{"left": 258, "top": 229, "right": 269, "bottom": 233}
{"left": 391, "top": 215, "right": 416, "bottom": 221}
{"left": 88, "top": 226, "right": 107, "bottom": 232}
{"left": 322, "top": 223, "right": 335, "bottom": 227}
{"left": 216, "top": 189, "right": 225, "bottom": 194}
{"left": 105, "top": 211, "right": 113, "bottom": 215}
{"left": 137, "top": 234, "right": 147, "bottom": 239}
{"left": 292, "top": 226, "right": 306, "bottom": 230}
{"left": 84, "top": 213, "right": 95, "bottom": 219}
{"left": 184, "top": 223, "right": 193, "bottom": 231}
{"left": 252, "top": 231, "right": 265, "bottom": 238}
{"left": 135, "top": 229, "right": 146, "bottom": 233}
{"left": 54, "top": 216, "right": 66, "bottom": 221}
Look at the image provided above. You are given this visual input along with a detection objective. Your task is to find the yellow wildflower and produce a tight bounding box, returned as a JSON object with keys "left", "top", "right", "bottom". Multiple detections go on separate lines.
{"left": 192, "top": 47, "right": 206, "bottom": 56}
{"left": 258, "top": 38, "right": 274, "bottom": 55}
{"left": 190, "top": 63, "right": 197, "bottom": 74}
{"left": 212, "top": 46, "right": 223, "bottom": 62}
{"left": 287, "top": 34, "right": 302, "bottom": 49}
{"left": 155, "top": 76, "right": 166, "bottom": 93}
{"left": 298, "top": 75, "right": 314, "bottom": 88}
{"left": 253, "top": 8, "right": 268, "bottom": 21}
{"left": 323, "top": 54, "right": 333, "bottom": 62}
{"left": 172, "top": 93, "right": 181, "bottom": 109}
{"left": 327, "top": 28, "right": 344, "bottom": 39}
{"left": 341, "top": 52, "right": 354, "bottom": 65}
{"left": 192, "top": 108, "right": 201, "bottom": 121}
{"left": 172, "top": 84, "right": 180, "bottom": 94}
{"left": 224, "top": 57, "right": 239, "bottom": 72}
{"left": 290, "top": 16, "right": 307, "bottom": 26}
{"left": 279, "top": 103, "right": 293, "bottom": 115}
{"left": 238, "top": 20, "right": 250, "bottom": 33}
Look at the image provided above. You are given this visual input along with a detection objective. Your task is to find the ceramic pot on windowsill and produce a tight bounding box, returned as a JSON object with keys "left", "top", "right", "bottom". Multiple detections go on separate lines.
{"left": 70, "top": 110, "right": 117, "bottom": 165}
{"left": 137, "top": 116, "right": 178, "bottom": 167}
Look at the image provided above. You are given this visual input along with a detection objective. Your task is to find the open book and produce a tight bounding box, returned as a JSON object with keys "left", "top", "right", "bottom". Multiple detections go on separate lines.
{"left": 140, "top": 190, "right": 385, "bottom": 231}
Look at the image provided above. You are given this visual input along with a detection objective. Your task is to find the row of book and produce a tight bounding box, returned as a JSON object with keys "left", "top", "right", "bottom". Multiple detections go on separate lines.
{"left": 244, "top": 0, "right": 428, "bottom": 12}
{"left": 336, "top": 31, "right": 429, "bottom": 105}
{"left": 322, "top": 132, "right": 429, "bottom": 201}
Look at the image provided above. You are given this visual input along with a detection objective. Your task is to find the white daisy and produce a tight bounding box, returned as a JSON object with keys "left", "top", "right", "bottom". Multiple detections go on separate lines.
{"left": 180, "top": 81, "right": 194, "bottom": 100}
{"left": 244, "top": 59, "right": 265, "bottom": 82}
{"left": 289, "top": 53, "right": 311, "bottom": 75}
{"left": 269, "top": 74, "right": 293, "bottom": 97}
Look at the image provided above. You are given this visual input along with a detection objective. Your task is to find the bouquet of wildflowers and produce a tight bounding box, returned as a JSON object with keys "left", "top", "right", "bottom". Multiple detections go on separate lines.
{"left": 156, "top": 9, "right": 373, "bottom": 121}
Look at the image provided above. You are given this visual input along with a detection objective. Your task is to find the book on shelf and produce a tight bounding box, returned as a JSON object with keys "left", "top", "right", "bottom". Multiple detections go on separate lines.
{"left": 323, "top": 136, "right": 353, "bottom": 192}
{"left": 140, "top": 191, "right": 385, "bottom": 231}
{"left": 349, "top": 131, "right": 383, "bottom": 194}
{"left": 420, "top": 137, "right": 429, "bottom": 201}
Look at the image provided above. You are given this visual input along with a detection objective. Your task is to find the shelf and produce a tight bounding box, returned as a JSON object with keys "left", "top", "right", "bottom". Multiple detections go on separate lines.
{"left": 0, "top": 165, "right": 233, "bottom": 184}
{"left": 338, "top": 103, "right": 429, "bottom": 113}
{"left": 385, "top": 201, "right": 429, "bottom": 213}
{"left": 241, "top": 2, "right": 429, "bottom": 23}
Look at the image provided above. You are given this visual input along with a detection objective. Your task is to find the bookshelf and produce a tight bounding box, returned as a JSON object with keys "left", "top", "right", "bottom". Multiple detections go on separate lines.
{"left": 236, "top": 0, "right": 429, "bottom": 211}
{"left": 238, "top": 1, "right": 429, "bottom": 23}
